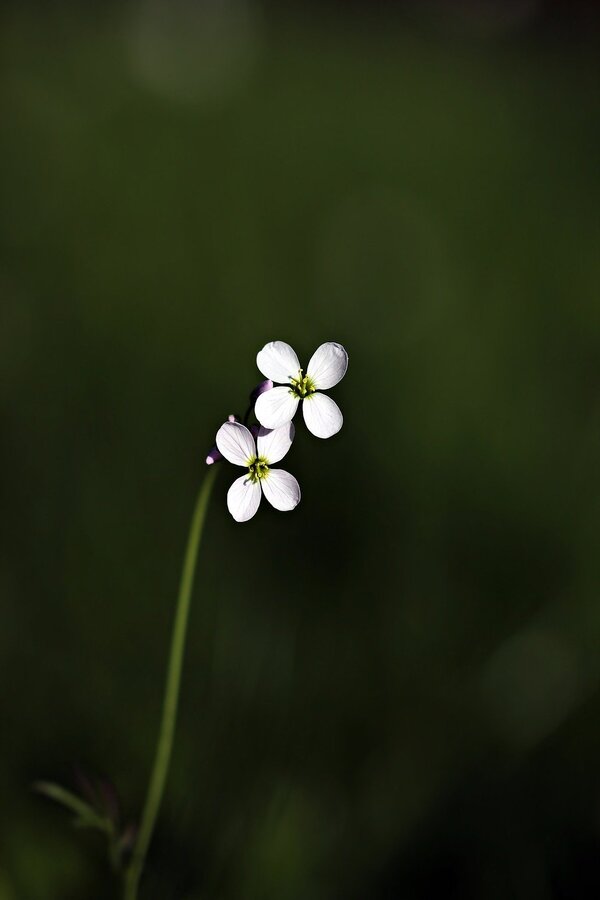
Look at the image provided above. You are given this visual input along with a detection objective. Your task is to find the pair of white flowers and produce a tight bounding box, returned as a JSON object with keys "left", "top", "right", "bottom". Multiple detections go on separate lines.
{"left": 212, "top": 340, "right": 348, "bottom": 522}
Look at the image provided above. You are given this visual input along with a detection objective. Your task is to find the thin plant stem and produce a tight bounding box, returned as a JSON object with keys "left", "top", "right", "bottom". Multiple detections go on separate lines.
{"left": 124, "top": 466, "right": 218, "bottom": 900}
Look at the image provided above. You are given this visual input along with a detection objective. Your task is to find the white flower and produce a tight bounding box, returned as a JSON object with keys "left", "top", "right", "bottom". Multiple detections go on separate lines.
{"left": 215, "top": 420, "right": 301, "bottom": 523}
{"left": 254, "top": 341, "right": 348, "bottom": 439}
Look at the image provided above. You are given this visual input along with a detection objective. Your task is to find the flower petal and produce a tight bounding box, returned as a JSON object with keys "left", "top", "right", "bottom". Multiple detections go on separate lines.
{"left": 306, "top": 341, "right": 348, "bottom": 390}
{"left": 261, "top": 468, "right": 301, "bottom": 512}
{"left": 215, "top": 421, "right": 256, "bottom": 466}
{"left": 255, "top": 385, "right": 299, "bottom": 429}
{"left": 302, "top": 391, "right": 343, "bottom": 438}
{"left": 256, "top": 422, "right": 295, "bottom": 465}
{"left": 227, "top": 474, "right": 262, "bottom": 522}
{"left": 256, "top": 341, "right": 301, "bottom": 384}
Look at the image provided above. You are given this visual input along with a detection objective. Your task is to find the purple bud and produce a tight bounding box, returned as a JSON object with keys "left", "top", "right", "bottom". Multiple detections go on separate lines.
{"left": 206, "top": 446, "right": 222, "bottom": 465}
{"left": 228, "top": 414, "right": 238, "bottom": 423}
{"left": 249, "top": 380, "right": 273, "bottom": 403}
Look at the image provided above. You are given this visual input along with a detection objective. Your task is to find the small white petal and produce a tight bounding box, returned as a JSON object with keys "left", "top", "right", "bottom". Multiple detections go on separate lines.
{"left": 256, "top": 341, "right": 301, "bottom": 384}
{"left": 261, "top": 468, "right": 301, "bottom": 512}
{"left": 256, "top": 422, "right": 295, "bottom": 465}
{"left": 302, "top": 391, "right": 343, "bottom": 439}
{"left": 255, "top": 385, "right": 299, "bottom": 429}
{"left": 306, "top": 341, "right": 348, "bottom": 390}
{"left": 216, "top": 421, "right": 256, "bottom": 466}
{"left": 227, "top": 474, "right": 262, "bottom": 522}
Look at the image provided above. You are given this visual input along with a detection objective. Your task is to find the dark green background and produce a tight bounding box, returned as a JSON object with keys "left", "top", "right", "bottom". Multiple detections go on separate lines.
{"left": 1, "top": 2, "right": 599, "bottom": 898}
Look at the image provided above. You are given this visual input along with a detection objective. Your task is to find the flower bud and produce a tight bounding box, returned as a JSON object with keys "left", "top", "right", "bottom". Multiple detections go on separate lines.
{"left": 206, "top": 446, "right": 223, "bottom": 465}
{"left": 249, "top": 380, "right": 273, "bottom": 403}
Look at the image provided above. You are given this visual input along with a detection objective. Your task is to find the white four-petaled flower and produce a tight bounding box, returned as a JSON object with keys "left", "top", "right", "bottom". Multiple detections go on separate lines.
{"left": 216, "top": 420, "right": 300, "bottom": 522}
{"left": 254, "top": 341, "right": 348, "bottom": 439}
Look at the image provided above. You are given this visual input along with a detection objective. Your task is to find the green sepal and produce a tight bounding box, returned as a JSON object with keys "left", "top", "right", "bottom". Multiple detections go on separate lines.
{"left": 33, "top": 781, "right": 113, "bottom": 835}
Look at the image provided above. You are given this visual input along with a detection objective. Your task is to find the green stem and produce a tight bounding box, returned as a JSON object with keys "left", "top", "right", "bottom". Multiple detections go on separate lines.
{"left": 124, "top": 466, "right": 218, "bottom": 900}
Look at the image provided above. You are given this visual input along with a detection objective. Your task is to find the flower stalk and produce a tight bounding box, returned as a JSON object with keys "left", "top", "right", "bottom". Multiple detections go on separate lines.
{"left": 123, "top": 465, "right": 218, "bottom": 900}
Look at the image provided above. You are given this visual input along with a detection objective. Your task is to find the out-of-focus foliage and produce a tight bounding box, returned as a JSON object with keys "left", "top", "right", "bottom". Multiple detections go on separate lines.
{"left": 1, "top": 2, "right": 599, "bottom": 898}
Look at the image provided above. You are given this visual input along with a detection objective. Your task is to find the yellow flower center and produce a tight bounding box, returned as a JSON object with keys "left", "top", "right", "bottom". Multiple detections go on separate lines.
{"left": 247, "top": 456, "right": 269, "bottom": 483}
{"left": 290, "top": 370, "right": 316, "bottom": 398}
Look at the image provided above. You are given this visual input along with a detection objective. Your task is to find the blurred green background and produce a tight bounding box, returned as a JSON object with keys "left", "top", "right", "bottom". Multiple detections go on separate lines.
{"left": 1, "top": 1, "right": 599, "bottom": 898}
